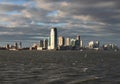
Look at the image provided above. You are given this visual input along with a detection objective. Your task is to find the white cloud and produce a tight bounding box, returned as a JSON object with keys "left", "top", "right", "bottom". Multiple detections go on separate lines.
{"left": 0, "top": 31, "right": 24, "bottom": 35}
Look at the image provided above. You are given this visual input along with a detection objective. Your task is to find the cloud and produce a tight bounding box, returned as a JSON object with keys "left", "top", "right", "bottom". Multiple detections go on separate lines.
{"left": 0, "top": 3, "right": 25, "bottom": 12}
{"left": 0, "top": 31, "right": 24, "bottom": 35}
{"left": 0, "top": 0, "right": 119, "bottom": 46}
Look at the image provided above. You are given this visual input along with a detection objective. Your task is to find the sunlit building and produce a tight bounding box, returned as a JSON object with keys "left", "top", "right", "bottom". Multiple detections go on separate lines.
{"left": 58, "top": 36, "right": 64, "bottom": 47}
{"left": 50, "top": 28, "right": 57, "bottom": 49}
{"left": 88, "top": 41, "right": 100, "bottom": 50}
{"left": 6, "top": 44, "right": 10, "bottom": 49}
{"left": 65, "top": 37, "right": 70, "bottom": 46}
{"left": 80, "top": 40, "right": 83, "bottom": 47}
{"left": 14, "top": 42, "right": 18, "bottom": 49}
{"left": 70, "top": 39, "right": 76, "bottom": 47}
{"left": 103, "top": 44, "right": 119, "bottom": 51}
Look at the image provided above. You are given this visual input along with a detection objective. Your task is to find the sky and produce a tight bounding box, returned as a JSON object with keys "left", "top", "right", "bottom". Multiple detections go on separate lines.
{"left": 0, "top": 0, "right": 120, "bottom": 46}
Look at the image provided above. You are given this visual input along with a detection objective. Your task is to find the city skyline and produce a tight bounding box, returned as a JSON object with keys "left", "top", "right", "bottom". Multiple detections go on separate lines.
{"left": 0, "top": 27, "right": 119, "bottom": 51}
{"left": 0, "top": 0, "right": 119, "bottom": 46}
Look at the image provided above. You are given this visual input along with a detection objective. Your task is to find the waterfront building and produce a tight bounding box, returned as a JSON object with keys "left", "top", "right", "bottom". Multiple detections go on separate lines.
{"left": 43, "top": 39, "right": 48, "bottom": 49}
{"left": 50, "top": 28, "right": 57, "bottom": 49}
{"left": 88, "top": 41, "right": 100, "bottom": 50}
{"left": 39, "top": 40, "right": 43, "bottom": 47}
{"left": 75, "top": 40, "right": 80, "bottom": 47}
{"left": 80, "top": 40, "right": 83, "bottom": 47}
{"left": 76, "top": 35, "right": 80, "bottom": 47}
{"left": 14, "top": 42, "right": 18, "bottom": 49}
{"left": 103, "top": 44, "right": 119, "bottom": 51}
{"left": 32, "top": 43, "right": 37, "bottom": 48}
{"left": 76, "top": 35, "right": 80, "bottom": 41}
{"left": 6, "top": 44, "right": 10, "bottom": 49}
{"left": 94, "top": 41, "right": 100, "bottom": 48}
{"left": 70, "top": 39, "right": 76, "bottom": 47}
{"left": 58, "top": 36, "right": 65, "bottom": 47}
{"left": 19, "top": 42, "right": 22, "bottom": 49}
{"left": 37, "top": 40, "right": 44, "bottom": 50}
{"left": 65, "top": 37, "right": 70, "bottom": 46}
{"left": 88, "top": 41, "right": 94, "bottom": 49}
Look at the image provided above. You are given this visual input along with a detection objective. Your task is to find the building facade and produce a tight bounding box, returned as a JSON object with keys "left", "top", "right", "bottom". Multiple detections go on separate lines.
{"left": 43, "top": 39, "right": 48, "bottom": 49}
{"left": 65, "top": 37, "right": 70, "bottom": 46}
{"left": 50, "top": 28, "right": 57, "bottom": 49}
{"left": 58, "top": 36, "right": 64, "bottom": 47}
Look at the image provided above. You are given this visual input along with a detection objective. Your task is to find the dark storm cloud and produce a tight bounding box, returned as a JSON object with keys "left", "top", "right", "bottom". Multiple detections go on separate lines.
{"left": 62, "top": 0, "right": 120, "bottom": 24}
{"left": 36, "top": 0, "right": 120, "bottom": 24}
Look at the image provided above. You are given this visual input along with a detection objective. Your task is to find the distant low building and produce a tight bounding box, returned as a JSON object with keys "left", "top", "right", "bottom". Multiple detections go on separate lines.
{"left": 6, "top": 44, "right": 10, "bottom": 49}
{"left": 37, "top": 47, "right": 43, "bottom": 50}
{"left": 88, "top": 41, "right": 100, "bottom": 50}
{"left": 103, "top": 44, "right": 119, "bottom": 51}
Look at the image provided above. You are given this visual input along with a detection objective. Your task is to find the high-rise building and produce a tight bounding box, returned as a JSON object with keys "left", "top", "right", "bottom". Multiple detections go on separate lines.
{"left": 58, "top": 36, "right": 64, "bottom": 47}
{"left": 70, "top": 39, "right": 76, "bottom": 47}
{"left": 14, "top": 42, "right": 18, "bottom": 49}
{"left": 19, "top": 42, "right": 22, "bottom": 49}
{"left": 65, "top": 37, "right": 70, "bottom": 46}
{"left": 39, "top": 40, "right": 43, "bottom": 47}
{"left": 80, "top": 40, "right": 83, "bottom": 47}
{"left": 6, "top": 44, "right": 10, "bottom": 49}
{"left": 76, "top": 35, "right": 80, "bottom": 41}
{"left": 43, "top": 39, "right": 48, "bottom": 49}
{"left": 76, "top": 35, "right": 80, "bottom": 47}
{"left": 50, "top": 28, "right": 57, "bottom": 49}
{"left": 88, "top": 41, "right": 94, "bottom": 48}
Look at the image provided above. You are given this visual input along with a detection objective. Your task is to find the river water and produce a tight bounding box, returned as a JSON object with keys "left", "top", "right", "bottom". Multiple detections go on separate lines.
{"left": 0, "top": 50, "right": 119, "bottom": 84}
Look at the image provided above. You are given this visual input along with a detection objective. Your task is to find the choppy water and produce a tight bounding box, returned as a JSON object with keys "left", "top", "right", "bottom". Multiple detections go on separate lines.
{"left": 0, "top": 50, "right": 120, "bottom": 84}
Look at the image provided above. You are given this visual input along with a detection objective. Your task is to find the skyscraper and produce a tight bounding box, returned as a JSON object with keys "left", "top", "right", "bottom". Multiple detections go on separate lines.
{"left": 43, "top": 39, "right": 48, "bottom": 49}
{"left": 76, "top": 35, "right": 80, "bottom": 47}
{"left": 39, "top": 40, "right": 43, "bottom": 47}
{"left": 50, "top": 28, "right": 57, "bottom": 49}
{"left": 65, "top": 37, "right": 70, "bottom": 46}
{"left": 76, "top": 35, "right": 80, "bottom": 41}
{"left": 80, "top": 40, "right": 83, "bottom": 47}
{"left": 58, "top": 36, "right": 64, "bottom": 47}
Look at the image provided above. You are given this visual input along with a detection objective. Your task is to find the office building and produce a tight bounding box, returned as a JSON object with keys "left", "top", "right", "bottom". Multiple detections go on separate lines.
{"left": 94, "top": 41, "right": 100, "bottom": 48}
{"left": 19, "top": 42, "right": 22, "bottom": 49}
{"left": 50, "top": 28, "right": 57, "bottom": 49}
{"left": 6, "top": 44, "right": 10, "bottom": 49}
{"left": 39, "top": 40, "right": 43, "bottom": 47}
{"left": 70, "top": 39, "right": 76, "bottom": 47}
{"left": 88, "top": 41, "right": 94, "bottom": 48}
{"left": 80, "top": 40, "right": 83, "bottom": 47}
{"left": 43, "top": 39, "right": 48, "bottom": 49}
{"left": 14, "top": 42, "right": 18, "bottom": 49}
{"left": 58, "top": 36, "right": 64, "bottom": 47}
{"left": 76, "top": 35, "right": 80, "bottom": 47}
{"left": 76, "top": 35, "right": 80, "bottom": 41}
{"left": 65, "top": 37, "right": 70, "bottom": 46}
{"left": 88, "top": 41, "right": 100, "bottom": 49}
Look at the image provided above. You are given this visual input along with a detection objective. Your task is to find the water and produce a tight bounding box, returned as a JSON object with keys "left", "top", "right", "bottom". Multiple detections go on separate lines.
{"left": 0, "top": 50, "right": 120, "bottom": 84}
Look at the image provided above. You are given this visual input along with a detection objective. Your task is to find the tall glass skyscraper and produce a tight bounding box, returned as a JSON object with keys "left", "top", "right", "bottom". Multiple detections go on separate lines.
{"left": 50, "top": 28, "right": 57, "bottom": 49}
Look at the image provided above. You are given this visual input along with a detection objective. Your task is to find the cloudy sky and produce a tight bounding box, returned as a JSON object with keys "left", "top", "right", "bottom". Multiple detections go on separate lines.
{"left": 0, "top": 0, "right": 120, "bottom": 46}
